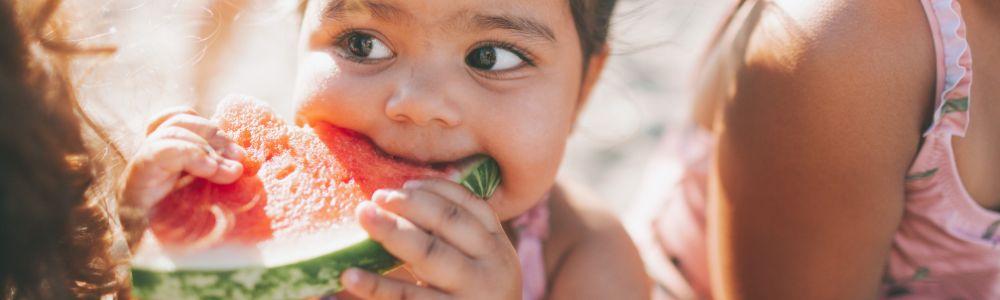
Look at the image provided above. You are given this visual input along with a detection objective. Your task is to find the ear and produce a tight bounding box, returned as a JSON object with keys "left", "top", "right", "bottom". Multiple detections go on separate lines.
{"left": 576, "top": 45, "right": 610, "bottom": 115}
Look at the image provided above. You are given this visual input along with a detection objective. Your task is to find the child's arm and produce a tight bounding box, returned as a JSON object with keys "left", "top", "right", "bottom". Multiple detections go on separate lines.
{"left": 118, "top": 107, "right": 245, "bottom": 247}
{"left": 706, "top": 0, "right": 935, "bottom": 298}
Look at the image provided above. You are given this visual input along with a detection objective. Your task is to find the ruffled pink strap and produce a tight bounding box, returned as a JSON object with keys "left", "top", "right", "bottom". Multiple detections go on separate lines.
{"left": 920, "top": 0, "right": 973, "bottom": 137}
{"left": 512, "top": 195, "right": 551, "bottom": 300}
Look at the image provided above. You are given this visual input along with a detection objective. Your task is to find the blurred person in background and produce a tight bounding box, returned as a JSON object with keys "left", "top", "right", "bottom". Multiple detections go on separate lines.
{"left": 0, "top": 0, "right": 132, "bottom": 298}
{"left": 639, "top": 0, "right": 1000, "bottom": 298}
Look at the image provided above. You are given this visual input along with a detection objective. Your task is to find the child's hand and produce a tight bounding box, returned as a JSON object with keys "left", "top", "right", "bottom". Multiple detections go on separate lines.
{"left": 121, "top": 107, "right": 245, "bottom": 212}
{"left": 342, "top": 179, "right": 521, "bottom": 300}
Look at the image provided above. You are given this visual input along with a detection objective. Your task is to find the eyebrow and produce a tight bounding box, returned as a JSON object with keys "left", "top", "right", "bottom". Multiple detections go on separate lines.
{"left": 472, "top": 14, "right": 557, "bottom": 42}
{"left": 321, "top": 0, "right": 556, "bottom": 43}
{"left": 323, "top": 0, "right": 410, "bottom": 22}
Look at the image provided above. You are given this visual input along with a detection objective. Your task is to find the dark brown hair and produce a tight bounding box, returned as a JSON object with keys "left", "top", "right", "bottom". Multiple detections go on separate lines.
{"left": 0, "top": 0, "right": 127, "bottom": 299}
{"left": 569, "top": 0, "right": 618, "bottom": 61}
{"left": 297, "top": 0, "right": 618, "bottom": 61}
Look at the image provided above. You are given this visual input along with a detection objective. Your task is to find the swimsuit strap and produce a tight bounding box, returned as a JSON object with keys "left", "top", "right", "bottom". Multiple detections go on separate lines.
{"left": 512, "top": 193, "right": 551, "bottom": 300}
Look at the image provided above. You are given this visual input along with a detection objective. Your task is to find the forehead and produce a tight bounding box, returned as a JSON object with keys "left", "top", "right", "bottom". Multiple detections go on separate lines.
{"left": 311, "top": 0, "right": 574, "bottom": 40}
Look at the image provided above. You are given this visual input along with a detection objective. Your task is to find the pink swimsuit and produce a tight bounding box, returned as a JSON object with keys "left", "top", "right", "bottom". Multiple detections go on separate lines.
{"left": 513, "top": 199, "right": 550, "bottom": 300}
{"left": 637, "top": 0, "right": 1000, "bottom": 298}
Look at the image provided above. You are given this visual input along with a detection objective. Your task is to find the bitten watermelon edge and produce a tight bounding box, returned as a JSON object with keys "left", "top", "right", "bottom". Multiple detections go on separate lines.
{"left": 129, "top": 96, "right": 501, "bottom": 300}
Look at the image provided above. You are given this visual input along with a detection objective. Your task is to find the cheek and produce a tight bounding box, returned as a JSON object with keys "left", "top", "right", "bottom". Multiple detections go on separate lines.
{"left": 292, "top": 52, "right": 388, "bottom": 129}
{"left": 483, "top": 82, "right": 578, "bottom": 219}
{"left": 292, "top": 52, "right": 338, "bottom": 109}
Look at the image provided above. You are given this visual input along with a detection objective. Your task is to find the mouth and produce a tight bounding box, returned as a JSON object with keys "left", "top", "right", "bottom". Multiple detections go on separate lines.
{"left": 311, "top": 122, "right": 489, "bottom": 174}
{"left": 310, "top": 122, "right": 502, "bottom": 199}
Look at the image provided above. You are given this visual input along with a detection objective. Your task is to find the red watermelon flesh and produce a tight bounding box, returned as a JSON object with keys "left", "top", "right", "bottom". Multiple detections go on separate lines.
{"left": 148, "top": 95, "right": 446, "bottom": 251}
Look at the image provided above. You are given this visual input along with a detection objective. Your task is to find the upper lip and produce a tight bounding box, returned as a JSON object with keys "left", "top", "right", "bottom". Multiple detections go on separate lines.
{"left": 365, "top": 131, "right": 472, "bottom": 167}
{"left": 311, "top": 121, "right": 476, "bottom": 167}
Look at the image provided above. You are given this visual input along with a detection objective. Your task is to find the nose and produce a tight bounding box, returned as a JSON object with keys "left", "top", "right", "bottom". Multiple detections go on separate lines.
{"left": 385, "top": 73, "right": 462, "bottom": 128}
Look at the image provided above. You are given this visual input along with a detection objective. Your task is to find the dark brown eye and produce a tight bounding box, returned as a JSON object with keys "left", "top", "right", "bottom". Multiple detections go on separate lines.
{"left": 347, "top": 34, "right": 374, "bottom": 57}
{"left": 338, "top": 32, "right": 392, "bottom": 61}
{"left": 466, "top": 47, "right": 497, "bottom": 70}
{"left": 465, "top": 46, "right": 525, "bottom": 71}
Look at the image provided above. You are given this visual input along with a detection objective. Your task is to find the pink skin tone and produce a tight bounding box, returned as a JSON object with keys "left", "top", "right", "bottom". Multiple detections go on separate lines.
{"left": 293, "top": 0, "right": 604, "bottom": 298}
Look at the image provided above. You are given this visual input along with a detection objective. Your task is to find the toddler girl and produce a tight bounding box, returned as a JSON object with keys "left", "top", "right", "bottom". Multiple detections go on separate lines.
{"left": 123, "top": 0, "right": 651, "bottom": 299}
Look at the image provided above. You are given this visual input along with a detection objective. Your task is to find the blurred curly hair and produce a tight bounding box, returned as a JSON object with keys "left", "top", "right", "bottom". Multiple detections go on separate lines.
{"left": 0, "top": 0, "right": 129, "bottom": 299}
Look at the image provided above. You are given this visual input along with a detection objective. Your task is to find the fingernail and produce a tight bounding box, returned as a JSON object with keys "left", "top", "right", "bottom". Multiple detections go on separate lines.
{"left": 357, "top": 202, "right": 378, "bottom": 220}
{"left": 372, "top": 190, "right": 389, "bottom": 205}
{"left": 221, "top": 159, "right": 243, "bottom": 173}
{"left": 403, "top": 180, "right": 422, "bottom": 189}
{"left": 203, "top": 156, "right": 220, "bottom": 169}
{"left": 225, "top": 143, "right": 246, "bottom": 160}
{"left": 224, "top": 159, "right": 241, "bottom": 168}
{"left": 387, "top": 190, "right": 406, "bottom": 201}
{"left": 343, "top": 268, "right": 362, "bottom": 286}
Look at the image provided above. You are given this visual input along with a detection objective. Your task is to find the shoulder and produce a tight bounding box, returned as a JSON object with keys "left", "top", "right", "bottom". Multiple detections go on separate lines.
{"left": 698, "top": 0, "right": 938, "bottom": 137}
{"left": 704, "top": 1, "right": 940, "bottom": 297}
{"left": 543, "top": 181, "right": 650, "bottom": 300}
{"left": 741, "top": 0, "right": 936, "bottom": 98}
{"left": 723, "top": 0, "right": 937, "bottom": 167}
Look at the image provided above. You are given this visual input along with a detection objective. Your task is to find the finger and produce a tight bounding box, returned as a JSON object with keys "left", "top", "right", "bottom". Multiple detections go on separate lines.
{"left": 217, "top": 138, "right": 246, "bottom": 162}
{"left": 357, "top": 202, "right": 472, "bottom": 291}
{"left": 209, "top": 159, "right": 244, "bottom": 183}
{"left": 149, "top": 126, "right": 212, "bottom": 150}
{"left": 156, "top": 113, "right": 222, "bottom": 144}
{"left": 146, "top": 106, "right": 198, "bottom": 135}
{"left": 148, "top": 139, "right": 242, "bottom": 184}
{"left": 341, "top": 268, "right": 447, "bottom": 300}
{"left": 121, "top": 137, "right": 238, "bottom": 212}
{"left": 148, "top": 127, "right": 234, "bottom": 165}
{"left": 150, "top": 120, "right": 245, "bottom": 164}
{"left": 158, "top": 113, "right": 245, "bottom": 161}
{"left": 146, "top": 139, "right": 217, "bottom": 177}
{"left": 372, "top": 189, "right": 495, "bottom": 257}
{"left": 403, "top": 179, "right": 502, "bottom": 233}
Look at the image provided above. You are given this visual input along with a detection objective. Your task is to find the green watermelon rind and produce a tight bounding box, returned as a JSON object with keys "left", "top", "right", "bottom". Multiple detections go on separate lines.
{"left": 131, "top": 156, "right": 501, "bottom": 299}
{"left": 132, "top": 239, "right": 396, "bottom": 300}
{"left": 454, "top": 155, "right": 502, "bottom": 200}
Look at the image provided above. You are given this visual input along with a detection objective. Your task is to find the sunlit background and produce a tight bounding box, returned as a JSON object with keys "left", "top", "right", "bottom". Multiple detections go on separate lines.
{"left": 69, "top": 0, "right": 730, "bottom": 214}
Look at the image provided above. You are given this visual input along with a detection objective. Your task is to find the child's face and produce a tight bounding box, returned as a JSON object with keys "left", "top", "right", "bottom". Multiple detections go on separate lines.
{"left": 294, "top": 0, "right": 594, "bottom": 220}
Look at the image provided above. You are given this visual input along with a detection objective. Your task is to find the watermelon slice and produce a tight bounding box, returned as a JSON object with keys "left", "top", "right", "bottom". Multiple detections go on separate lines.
{"left": 130, "top": 95, "right": 501, "bottom": 299}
